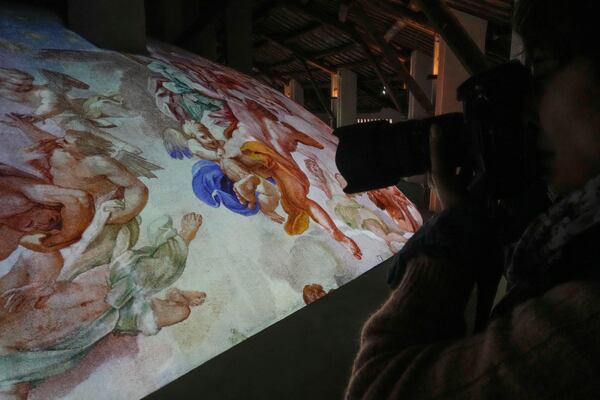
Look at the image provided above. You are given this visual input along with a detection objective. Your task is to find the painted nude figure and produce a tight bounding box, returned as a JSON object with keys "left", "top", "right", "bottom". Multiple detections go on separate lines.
{"left": 0, "top": 168, "right": 93, "bottom": 260}
{"left": 4, "top": 114, "right": 154, "bottom": 280}
{"left": 180, "top": 120, "right": 362, "bottom": 258}
{"left": 367, "top": 187, "right": 422, "bottom": 232}
{"left": 181, "top": 120, "right": 285, "bottom": 223}
{"left": 0, "top": 212, "right": 206, "bottom": 400}
{"left": 147, "top": 60, "right": 361, "bottom": 258}
{"left": 0, "top": 170, "right": 95, "bottom": 312}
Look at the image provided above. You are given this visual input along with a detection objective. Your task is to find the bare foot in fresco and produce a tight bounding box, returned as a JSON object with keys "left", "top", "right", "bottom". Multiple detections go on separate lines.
{"left": 345, "top": 238, "right": 362, "bottom": 260}
{"left": 179, "top": 213, "right": 203, "bottom": 244}
{"left": 180, "top": 290, "right": 207, "bottom": 306}
{"left": 302, "top": 284, "right": 336, "bottom": 305}
{"left": 167, "top": 287, "right": 206, "bottom": 306}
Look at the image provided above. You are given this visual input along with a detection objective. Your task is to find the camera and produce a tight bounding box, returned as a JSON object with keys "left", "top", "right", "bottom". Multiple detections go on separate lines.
{"left": 333, "top": 61, "right": 543, "bottom": 209}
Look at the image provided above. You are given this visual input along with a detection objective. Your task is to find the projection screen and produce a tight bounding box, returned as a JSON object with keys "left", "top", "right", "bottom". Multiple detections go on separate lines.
{"left": 0, "top": 7, "right": 421, "bottom": 399}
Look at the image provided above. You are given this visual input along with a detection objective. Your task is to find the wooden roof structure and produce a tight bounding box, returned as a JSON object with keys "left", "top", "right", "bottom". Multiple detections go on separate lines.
{"left": 247, "top": 0, "right": 514, "bottom": 115}
{"left": 25, "top": 0, "right": 515, "bottom": 115}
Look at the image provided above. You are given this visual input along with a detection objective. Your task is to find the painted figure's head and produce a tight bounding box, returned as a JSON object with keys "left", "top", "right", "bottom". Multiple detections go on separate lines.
{"left": 304, "top": 158, "right": 326, "bottom": 180}
{"left": 3, "top": 204, "right": 62, "bottom": 233}
{"left": 183, "top": 120, "right": 220, "bottom": 149}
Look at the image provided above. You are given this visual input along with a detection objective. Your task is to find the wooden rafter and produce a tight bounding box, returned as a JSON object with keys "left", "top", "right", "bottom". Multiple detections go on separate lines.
{"left": 300, "top": 59, "right": 335, "bottom": 124}
{"left": 413, "top": 0, "right": 488, "bottom": 75}
{"left": 354, "top": 28, "right": 403, "bottom": 113}
{"left": 352, "top": 2, "right": 434, "bottom": 114}
{"left": 259, "top": 41, "right": 359, "bottom": 71}
{"left": 257, "top": 31, "right": 335, "bottom": 75}
{"left": 253, "top": 62, "right": 287, "bottom": 87}
{"left": 282, "top": 1, "right": 411, "bottom": 62}
{"left": 281, "top": 21, "right": 323, "bottom": 43}
{"left": 253, "top": 0, "right": 281, "bottom": 25}
{"left": 367, "top": 0, "right": 434, "bottom": 35}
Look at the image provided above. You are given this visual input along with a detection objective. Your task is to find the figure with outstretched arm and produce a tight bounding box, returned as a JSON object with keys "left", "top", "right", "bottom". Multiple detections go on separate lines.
{"left": 240, "top": 141, "right": 362, "bottom": 259}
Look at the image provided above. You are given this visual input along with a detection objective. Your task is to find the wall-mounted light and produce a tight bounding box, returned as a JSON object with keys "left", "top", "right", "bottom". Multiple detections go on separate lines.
{"left": 331, "top": 73, "right": 339, "bottom": 99}
{"left": 433, "top": 34, "right": 441, "bottom": 76}
{"left": 283, "top": 82, "right": 292, "bottom": 98}
{"left": 381, "top": 86, "right": 386, "bottom": 95}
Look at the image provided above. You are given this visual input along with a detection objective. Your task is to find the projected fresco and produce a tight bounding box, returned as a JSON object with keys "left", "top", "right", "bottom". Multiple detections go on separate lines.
{"left": 0, "top": 7, "right": 422, "bottom": 400}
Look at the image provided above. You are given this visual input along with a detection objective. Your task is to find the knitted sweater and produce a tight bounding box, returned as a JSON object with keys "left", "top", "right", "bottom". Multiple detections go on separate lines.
{"left": 346, "top": 255, "right": 600, "bottom": 399}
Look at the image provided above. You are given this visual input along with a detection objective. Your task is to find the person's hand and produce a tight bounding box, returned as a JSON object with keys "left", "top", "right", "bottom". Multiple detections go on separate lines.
{"left": 429, "top": 124, "right": 467, "bottom": 210}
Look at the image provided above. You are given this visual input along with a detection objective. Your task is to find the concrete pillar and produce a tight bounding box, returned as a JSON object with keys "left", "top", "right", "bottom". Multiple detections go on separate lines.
{"left": 284, "top": 79, "right": 304, "bottom": 105}
{"left": 434, "top": 9, "right": 487, "bottom": 115}
{"left": 68, "top": 0, "right": 146, "bottom": 53}
{"left": 510, "top": 0, "right": 526, "bottom": 63}
{"left": 408, "top": 50, "right": 433, "bottom": 119}
{"left": 226, "top": 0, "right": 253, "bottom": 74}
{"left": 335, "top": 68, "right": 357, "bottom": 127}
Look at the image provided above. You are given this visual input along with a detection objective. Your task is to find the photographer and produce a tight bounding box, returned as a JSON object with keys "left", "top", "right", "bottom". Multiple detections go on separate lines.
{"left": 345, "top": 0, "right": 600, "bottom": 398}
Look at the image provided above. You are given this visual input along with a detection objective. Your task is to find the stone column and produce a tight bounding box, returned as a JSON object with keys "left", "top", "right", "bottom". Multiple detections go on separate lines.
{"left": 335, "top": 68, "right": 357, "bottom": 127}
{"left": 430, "top": 9, "right": 487, "bottom": 212}
{"left": 408, "top": 50, "right": 434, "bottom": 119}
{"left": 284, "top": 79, "right": 304, "bottom": 105}
{"left": 510, "top": 0, "right": 526, "bottom": 63}
{"left": 434, "top": 9, "right": 487, "bottom": 115}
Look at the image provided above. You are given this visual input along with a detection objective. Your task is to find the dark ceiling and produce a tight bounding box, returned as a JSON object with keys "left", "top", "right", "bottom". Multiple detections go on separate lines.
{"left": 8, "top": 0, "right": 515, "bottom": 115}
{"left": 158, "top": 0, "right": 514, "bottom": 115}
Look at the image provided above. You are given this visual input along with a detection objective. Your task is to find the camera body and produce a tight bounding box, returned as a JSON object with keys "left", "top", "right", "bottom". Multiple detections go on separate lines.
{"left": 334, "top": 61, "right": 549, "bottom": 240}
{"left": 334, "top": 61, "right": 542, "bottom": 208}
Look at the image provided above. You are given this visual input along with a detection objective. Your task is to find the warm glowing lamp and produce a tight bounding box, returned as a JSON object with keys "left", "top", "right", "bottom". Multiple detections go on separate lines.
{"left": 331, "top": 73, "right": 339, "bottom": 99}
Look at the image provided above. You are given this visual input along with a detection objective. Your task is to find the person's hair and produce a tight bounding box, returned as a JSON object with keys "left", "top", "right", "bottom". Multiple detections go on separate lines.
{"left": 515, "top": 0, "right": 600, "bottom": 71}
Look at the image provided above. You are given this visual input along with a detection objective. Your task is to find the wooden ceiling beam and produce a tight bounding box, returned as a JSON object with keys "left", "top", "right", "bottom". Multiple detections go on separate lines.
{"left": 353, "top": 2, "right": 434, "bottom": 114}
{"left": 353, "top": 27, "right": 404, "bottom": 113}
{"left": 413, "top": 0, "right": 488, "bottom": 75}
{"left": 365, "top": 0, "right": 434, "bottom": 35}
{"left": 300, "top": 58, "right": 335, "bottom": 125}
{"left": 282, "top": 1, "right": 411, "bottom": 61}
{"left": 252, "top": 62, "right": 288, "bottom": 87}
{"left": 281, "top": 21, "right": 323, "bottom": 43}
{"left": 265, "top": 56, "right": 298, "bottom": 69}
{"left": 259, "top": 41, "right": 359, "bottom": 70}
{"left": 256, "top": 31, "right": 335, "bottom": 75}
{"left": 310, "top": 41, "right": 359, "bottom": 59}
{"left": 253, "top": 0, "right": 282, "bottom": 25}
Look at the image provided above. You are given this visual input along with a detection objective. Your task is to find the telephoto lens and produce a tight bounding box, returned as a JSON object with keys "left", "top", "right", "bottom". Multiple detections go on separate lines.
{"left": 333, "top": 113, "right": 465, "bottom": 194}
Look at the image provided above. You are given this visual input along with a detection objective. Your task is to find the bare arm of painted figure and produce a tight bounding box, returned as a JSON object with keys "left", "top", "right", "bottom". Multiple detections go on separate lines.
{"left": 59, "top": 199, "right": 127, "bottom": 277}
{"left": 187, "top": 138, "right": 221, "bottom": 161}
{"left": 82, "top": 155, "right": 148, "bottom": 225}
